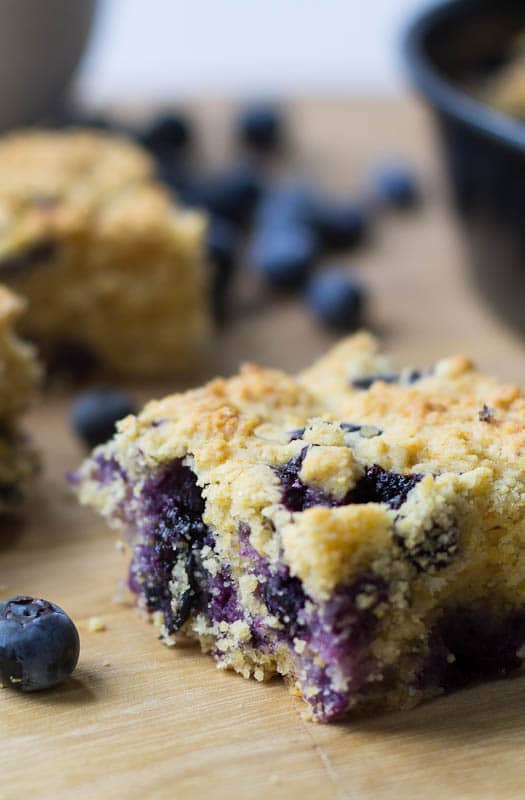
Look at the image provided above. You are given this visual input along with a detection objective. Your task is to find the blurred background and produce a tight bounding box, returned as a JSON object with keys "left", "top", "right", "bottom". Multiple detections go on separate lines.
{"left": 77, "top": 0, "right": 422, "bottom": 104}
{"left": 3, "top": 0, "right": 525, "bottom": 382}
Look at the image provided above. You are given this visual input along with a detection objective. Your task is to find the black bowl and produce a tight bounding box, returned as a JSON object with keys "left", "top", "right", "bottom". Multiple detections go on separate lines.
{"left": 404, "top": 0, "right": 525, "bottom": 332}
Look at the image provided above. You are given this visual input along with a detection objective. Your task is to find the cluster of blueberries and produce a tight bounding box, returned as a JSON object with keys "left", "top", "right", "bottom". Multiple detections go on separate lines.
{"left": 83, "top": 104, "right": 419, "bottom": 329}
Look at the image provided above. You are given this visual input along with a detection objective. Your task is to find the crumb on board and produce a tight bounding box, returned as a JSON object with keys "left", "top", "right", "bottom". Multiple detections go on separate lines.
{"left": 113, "top": 579, "right": 129, "bottom": 605}
{"left": 87, "top": 616, "right": 107, "bottom": 633}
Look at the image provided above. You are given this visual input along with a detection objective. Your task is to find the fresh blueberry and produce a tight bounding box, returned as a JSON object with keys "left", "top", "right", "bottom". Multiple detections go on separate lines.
{"left": 140, "top": 112, "right": 192, "bottom": 156}
{"left": 308, "top": 198, "right": 367, "bottom": 250}
{"left": 255, "top": 183, "right": 314, "bottom": 228}
{"left": 237, "top": 104, "right": 283, "bottom": 151}
{"left": 306, "top": 268, "right": 365, "bottom": 329}
{"left": 207, "top": 216, "right": 238, "bottom": 279}
{"left": 207, "top": 217, "right": 239, "bottom": 322}
{"left": 0, "top": 596, "right": 80, "bottom": 691}
{"left": 372, "top": 162, "right": 419, "bottom": 209}
{"left": 185, "top": 163, "right": 263, "bottom": 225}
{"left": 155, "top": 158, "right": 192, "bottom": 195}
{"left": 250, "top": 225, "right": 318, "bottom": 289}
{"left": 71, "top": 389, "right": 136, "bottom": 448}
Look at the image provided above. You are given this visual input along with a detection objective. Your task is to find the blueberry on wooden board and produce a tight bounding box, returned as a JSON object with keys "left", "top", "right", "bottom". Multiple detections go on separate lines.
{"left": 306, "top": 268, "right": 365, "bottom": 329}
{"left": 372, "top": 162, "right": 420, "bottom": 209}
{"left": 250, "top": 225, "right": 318, "bottom": 289}
{"left": 140, "top": 113, "right": 192, "bottom": 156}
{"left": 207, "top": 216, "right": 238, "bottom": 280}
{"left": 207, "top": 216, "right": 239, "bottom": 322}
{"left": 307, "top": 198, "right": 367, "bottom": 249}
{"left": 0, "top": 596, "right": 80, "bottom": 691}
{"left": 237, "top": 104, "right": 283, "bottom": 152}
{"left": 185, "top": 164, "right": 263, "bottom": 225}
{"left": 155, "top": 158, "right": 192, "bottom": 195}
{"left": 71, "top": 389, "right": 136, "bottom": 448}
{"left": 255, "top": 184, "right": 315, "bottom": 228}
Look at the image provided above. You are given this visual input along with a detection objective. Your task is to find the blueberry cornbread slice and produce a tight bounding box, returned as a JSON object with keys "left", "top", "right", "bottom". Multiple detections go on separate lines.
{"left": 0, "top": 129, "right": 209, "bottom": 378}
{"left": 0, "top": 287, "right": 40, "bottom": 512}
{"left": 74, "top": 335, "right": 525, "bottom": 722}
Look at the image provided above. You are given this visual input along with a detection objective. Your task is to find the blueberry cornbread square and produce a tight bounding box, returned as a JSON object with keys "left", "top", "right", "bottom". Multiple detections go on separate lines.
{"left": 0, "top": 287, "right": 40, "bottom": 512}
{"left": 0, "top": 130, "right": 209, "bottom": 378}
{"left": 74, "top": 334, "right": 525, "bottom": 721}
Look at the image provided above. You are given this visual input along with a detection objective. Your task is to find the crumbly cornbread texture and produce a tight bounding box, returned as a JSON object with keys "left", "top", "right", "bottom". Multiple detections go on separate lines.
{"left": 74, "top": 333, "right": 525, "bottom": 721}
{"left": 0, "top": 286, "right": 40, "bottom": 512}
{"left": 0, "top": 129, "right": 209, "bottom": 378}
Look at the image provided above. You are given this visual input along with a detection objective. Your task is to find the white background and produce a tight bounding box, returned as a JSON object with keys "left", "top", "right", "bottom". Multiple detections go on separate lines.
{"left": 78, "top": 0, "right": 427, "bottom": 105}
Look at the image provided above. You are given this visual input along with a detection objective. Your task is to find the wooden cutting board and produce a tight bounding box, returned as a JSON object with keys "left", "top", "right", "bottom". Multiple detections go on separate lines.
{"left": 3, "top": 98, "right": 525, "bottom": 800}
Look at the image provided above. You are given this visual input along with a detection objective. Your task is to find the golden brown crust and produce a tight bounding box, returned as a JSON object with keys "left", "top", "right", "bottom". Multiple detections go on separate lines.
{"left": 76, "top": 333, "right": 525, "bottom": 598}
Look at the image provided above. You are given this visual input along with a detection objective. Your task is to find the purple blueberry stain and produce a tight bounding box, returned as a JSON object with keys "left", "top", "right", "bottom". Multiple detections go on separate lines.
{"left": 417, "top": 607, "right": 525, "bottom": 693}
{"left": 275, "top": 449, "right": 422, "bottom": 513}
{"left": 275, "top": 448, "right": 340, "bottom": 511}
{"left": 394, "top": 519, "right": 460, "bottom": 573}
{"left": 340, "top": 422, "right": 362, "bottom": 433}
{"left": 349, "top": 465, "right": 422, "bottom": 510}
{"left": 351, "top": 373, "right": 399, "bottom": 390}
{"left": 263, "top": 568, "right": 307, "bottom": 638}
{"left": 207, "top": 569, "right": 242, "bottom": 624}
{"left": 130, "top": 459, "right": 210, "bottom": 634}
{"left": 128, "top": 460, "right": 246, "bottom": 635}
{"left": 351, "top": 369, "right": 426, "bottom": 390}
{"left": 293, "top": 575, "right": 388, "bottom": 721}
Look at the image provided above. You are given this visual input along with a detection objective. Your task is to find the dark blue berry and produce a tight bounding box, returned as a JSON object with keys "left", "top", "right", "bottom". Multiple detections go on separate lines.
{"left": 237, "top": 104, "right": 283, "bottom": 151}
{"left": 250, "top": 225, "right": 318, "bottom": 289}
{"left": 71, "top": 389, "right": 136, "bottom": 448}
{"left": 306, "top": 268, "right": 365, "bottom": 329}
{"left": 207, "top": 216, "right": 238, "bottom": 280}
{"left": 184, "top": 164, "right": 263, "bottom": 225}
{"left": 207, "top": 217, "right": 239, "bottom": 322}
{"left": 155, "top": 159, "right": 192, "bottom": 195}
{"left": 307, "top": 198, "right": 367, "bottom": 249}
{"left": 140, "top": 113, "right": 192, "bottom": 156}
{"left": 351, "top": 465, "right": 422, "bottom": 510}
{"left": 0, "top": 596, "right": 80, "bottom": 691}
{"left": 372, "top": 163, "right": 419, "bottom": 209}
{"left": 351, "top": 374, "right": 398, "bottom": 390}
{"left": 256, "top": 184, "right": 314, "bottom": 228}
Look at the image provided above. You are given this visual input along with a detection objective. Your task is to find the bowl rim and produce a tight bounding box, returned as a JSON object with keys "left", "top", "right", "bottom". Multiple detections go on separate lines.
{"left": 403, "top": 0, "right": 525, "bottom": 152}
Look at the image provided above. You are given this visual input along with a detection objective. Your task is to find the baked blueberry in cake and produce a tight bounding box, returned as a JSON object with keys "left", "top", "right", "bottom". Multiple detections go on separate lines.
{"left": 0, "top": 287, "right": 40, "bottom": 513}
{"left": 73, "top": 332, "right": 525, "bottom": 721}
{"left": 0, "top": 129, "right": 210, "bottom": 378}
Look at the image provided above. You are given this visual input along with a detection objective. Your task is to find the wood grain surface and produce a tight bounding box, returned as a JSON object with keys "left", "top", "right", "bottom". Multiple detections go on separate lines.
{"left": 3, "top": 97, "right": 525, "bottom": 800}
